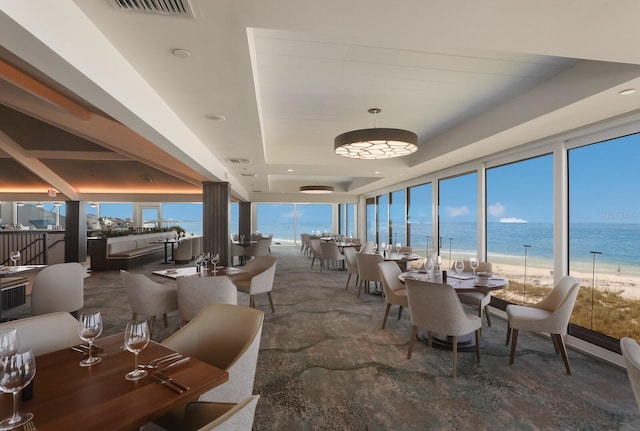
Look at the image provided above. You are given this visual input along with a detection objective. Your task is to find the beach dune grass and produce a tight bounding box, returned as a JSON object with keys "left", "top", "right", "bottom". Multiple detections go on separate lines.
{"left": 494, "top": 281, "right": 640, "bottom": 340}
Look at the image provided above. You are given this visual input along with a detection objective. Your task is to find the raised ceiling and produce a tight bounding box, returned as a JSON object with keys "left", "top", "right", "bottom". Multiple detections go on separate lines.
{"left": 1, "top": 1, "right": 640, "bottom": 203}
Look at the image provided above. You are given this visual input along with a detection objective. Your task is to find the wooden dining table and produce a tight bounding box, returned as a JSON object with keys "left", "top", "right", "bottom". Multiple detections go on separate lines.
{"left": 153, "top": 266, "right": 248, "bottom": 279}
{"left": 0, "top": 333, "right": 228, "bottom": 431}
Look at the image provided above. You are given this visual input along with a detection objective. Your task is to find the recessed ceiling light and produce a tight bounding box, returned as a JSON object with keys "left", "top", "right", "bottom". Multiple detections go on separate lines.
{"left": 619, "top": 88, "right": 636, "bottom": 96}
{"left": 287, "top": 169, "right": 294, "bottom": 172}
{"left": 206, "top": 114, "right": 226, "bottom": 121}
{"left": 172, "top": 48, "right": 191, "bottom": 58}
{"left": 374, "top": 171, "right": 381, "bottom": 174}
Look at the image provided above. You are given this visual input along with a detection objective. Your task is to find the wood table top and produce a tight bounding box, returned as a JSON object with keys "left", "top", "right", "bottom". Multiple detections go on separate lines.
{"left": 0, "top": 334, "right": 228, "bottom": 431}
{"left": 153, "top": 266, "right": 248, "bottom": 279}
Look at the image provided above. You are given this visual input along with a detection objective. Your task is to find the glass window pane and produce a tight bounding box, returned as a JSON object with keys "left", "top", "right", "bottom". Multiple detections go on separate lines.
{"left": 486, "top": 155, "right": 553, "bottom": 305}
{"left": 438, "top": 172, "right": 477, "bottom": 270}
{"left": 390, "top": 190, "right": 406, "bottom": 248}
{"left": 366, "top": 199, "right": 376, "bottom": 243}
{"left": 377, "top": 194, "right": 389, "bottom": 247}
{"left": 162, "top": 203, "right": 202, "bottom": 235}
{"left": 257, "top": 203, "right": 295, "bottom": 244}
{"left": 408, "top": 183, "right": 432, "bottom": 254}
{"left": 569, "top": 134, "right": 640, "bottom": 339}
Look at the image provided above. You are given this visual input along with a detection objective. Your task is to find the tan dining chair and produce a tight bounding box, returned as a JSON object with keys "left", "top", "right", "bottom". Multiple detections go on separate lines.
{"left": 377, "top": 261, "right": 408, "bottom": 330}
{"left": 343, "top": 246, "right": 359, "bottom": 291}
{"left": 156, "top": 304, "right": 264, "bottom": 429}
{"left": 176, "top": 275, "right": 238, "bottom": 324}
{"left": 505, "top": 275, "right": 580, "bottom": 374}
{"left": 453, "top": 260, "right": 494, "bottom": 327}
{"left": 120, "top": 270, "right": 178, "bottom": 337}
{"left": 31, "top": 262, "right": 85, "bottom": 317}
{"left": 356, "top": 252, "right": 384, "bottom": 298}
{"left": 230, "top": 256, "right": 277, "bottom": 312}
{"left": 0, "top": 312, "right": 83, "bottom": 356}
{"left": 309, "top": 238, "right": 324, "bottom": 270}
{"left": 621, "top": 337, "right": 640, "bottom": 411}
{"left": 173, "top": 237, "right": 193, "bottom": 264}
{"left": 320, "top": 241, "right": 345, "bottom": 270}
{"left": 359, "top": 241, "right": 375, "bottom": 254}
{"left": 182, "top": 395, "right": 260, "bottom": 431}
{"left": 405, "top": 278, "right": 482, "bottom": 378}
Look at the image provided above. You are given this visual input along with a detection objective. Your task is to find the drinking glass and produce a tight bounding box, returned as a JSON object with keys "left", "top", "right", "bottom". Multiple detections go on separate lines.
{"left": 0, "top": 349, "right": 36, "bottom": 430}
{"left": 211, "top": 253, "right": 220, "bottom": 273}
{"left": 454, "top": 260, "right": 465, "bottom": 284}
{"left": 202, "top": 252, "right": 211, "bottom": 270}
{"left": 0, "top": 329, "right": 19, "bottom": 359}
{"left": 9, "top": 251, "right": 19, "bottom": 267}
{"left": 78, "top": 311, "right": 103, "bottom": 367}
{"left": 424, "top": 258, "right": 434, "bottom": 278}
{"left": 469, "top": 257, "right": 479, "bottom": 276}
{"left": 124, "top": 319, "right": 150, "bottom": 381}
{"left": 395, "top": 243, "right": 401, "bottom": 254}
{"left": 195, "top": 254, "right": 203, "bottom": 275}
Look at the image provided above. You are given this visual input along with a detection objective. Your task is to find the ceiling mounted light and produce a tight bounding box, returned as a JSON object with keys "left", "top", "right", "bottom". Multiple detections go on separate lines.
{"left": 16, "top": 202, "right": 24, "bottom": 207}
{"left": 619, "top": 88, "right": 636, "bottom": 96}
{"left": 335, "top": 108, "right": 418, "bottom": 159}
{"left": 172, "top": 48, "right": 191, "bottom": 58}
{"left": 299, "top": 185, "right": 334, "bottom": 194}
{"left": 53, "top": 202, "right": 61, "bottom": 207}
{"left": 35, "top": 202, "right": 43, "bottom": 208}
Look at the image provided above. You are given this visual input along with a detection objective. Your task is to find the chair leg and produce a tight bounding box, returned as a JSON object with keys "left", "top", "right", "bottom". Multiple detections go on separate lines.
{"left": 452, "top": 335, "right": 458, "bottom": 378}
{"left": 345, "top": 274, "right": 352, "bottom": 290}
{"left": 407, "top": 325, "right": 417, "bottom": 359}
{"left": 484, "top": 305, "right": 492, "bottom": 327}
{"left": 509, "top": 328, "right": 519, "bottom": 365}
{"left": 267, "top": 292, "right": 275, "bottom": 313}
{"left": 551, "top": 333, "right": 561, "bottom": 353}
{"left": 249, "top": 295, "right": 255, "bottom": 308}
{"left": 131, "top": 312, "right": 137, "bottom": 320}
{"left": 381, "top": 303, "right": 391, "bottom": 329}
{"left": 506, "top": 323, "right": 512, "bottom": 345}
{"left": 475, "top": 329, "right": 481, "bottom": 364}
{"left": 148, "top": 315, "right": 156, "bottom": 338}
{"left": 357, "top": 280, "right": 363, "bottom": 298}
{"left": 553, "top": 333, "right": 572, "bottom": 375}
{"left": 162, "top": 313, "right": 169, "bottom": 328}
{"left": 397, "top": 305, "right": 403, "bottom": 320}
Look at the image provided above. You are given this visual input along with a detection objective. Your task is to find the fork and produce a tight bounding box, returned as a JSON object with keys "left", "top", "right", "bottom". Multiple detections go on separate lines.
{"left": 23, "top": 421, "right": 37, "bottom": 431}
{"left": 139, "top": 352, "right": 182, "bottom": 369}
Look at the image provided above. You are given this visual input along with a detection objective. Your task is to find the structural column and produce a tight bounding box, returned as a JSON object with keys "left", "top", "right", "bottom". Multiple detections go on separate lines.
{"left": 64, "top": 201, "right": 87, "bottom": 263}
{"left": 239, "top": 202, "right": 251, "bottom": 241}
{"left": 203, "top": 181, "right": 231, "bottom": 266}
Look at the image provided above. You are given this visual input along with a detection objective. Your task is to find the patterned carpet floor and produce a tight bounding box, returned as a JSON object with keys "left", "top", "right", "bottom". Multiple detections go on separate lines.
{"left": 6, "top": 246, "right": 640, "bottom": 430}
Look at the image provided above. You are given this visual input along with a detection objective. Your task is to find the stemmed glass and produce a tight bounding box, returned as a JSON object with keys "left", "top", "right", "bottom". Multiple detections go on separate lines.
{"left": 395, "top": 243, "right": 401, "bottom": 254}
{"left": 0, "top": 328, "right": 19, "bottom": 359}
{"left": 469, "top": 257, "right": 479, "bottom": 277}
{"left": 195, "top": 254, "right": 204, "bottom": 275}
{"left": 78, "top": 311, "right": 103, "bottom": 367}
{"left": 0, "top": 349, "right": 36, "bottom": 430}
{"left": 9, "top": 251, "right": 19, "bottom": 267}
{"left": 454, "top": 260, "right": 465, "bottom": 285}
{"left": 124, "top": 319, "right": 150, "bottom": 381}
{"left": 211, "top": 253, "right": 220, "bottom": 273}
{"left": 202, "top": 252, "right": 211, "bottom": 270}
{"left": 424, "top": 257, "right": 434, "bottom": 279}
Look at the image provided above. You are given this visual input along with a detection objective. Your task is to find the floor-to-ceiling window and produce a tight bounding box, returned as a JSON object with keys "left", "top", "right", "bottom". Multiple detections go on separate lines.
{"left": 98, "top": 203, "right": 133, "bottom": 231}
{"left": 389, "top": 190, "right": 406, "bottom": 248}
{"left": 486, "top": 155, "right": 554, "bottom": 305}
{"left": 338, "top": 203, "right": 355, "bottom": 237}
{"left": 377, "top": 194, "right": 389, "bottom": 247}
{"left": 162, "top": 203, "right": 202, "bottom": 235}
{"left": 408, "top": 183, "right": 432, "bottom": 254}
{"left": 366, "top": 198, "right": 376, "bottom": 243}
{"left": 438, "top": 172, "right": 478, "bottom": 270}
{"left": 257, "top": 203, "right": 332, "bottom": 245}
{"left": 568, "top": 133, "right": 640, "bottom": 340}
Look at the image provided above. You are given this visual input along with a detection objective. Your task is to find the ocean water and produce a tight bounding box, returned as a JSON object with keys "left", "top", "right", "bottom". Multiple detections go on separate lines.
{"left": 178, "top": 219, "right": 640, "bottom": 275}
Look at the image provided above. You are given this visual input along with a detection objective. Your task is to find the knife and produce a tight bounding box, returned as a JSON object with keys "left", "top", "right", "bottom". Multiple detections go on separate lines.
{"left": 156, "top": 356, "right": 190, "bottom": 372}
{"left": 150, "top": 373, "right": 184, "bottom": 394}
{"left": 154, "top": 371, "right": 190, "bottom": 392}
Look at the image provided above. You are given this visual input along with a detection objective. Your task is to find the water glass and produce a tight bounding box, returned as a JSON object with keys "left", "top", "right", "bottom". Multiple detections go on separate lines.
{"left": 0, "top": 349, "right": 36, "bottom": 430}
{"left": 78, "top": 311, "right": 103, "bottom": 367}
{"left": 124, "top": 319, "right": 150, "bottom": 381}
{"left": 0, "top": 329, "right": 19, "bottom": 359}
{"left": 9, "top": 251, "right": 19, "bottom": 267}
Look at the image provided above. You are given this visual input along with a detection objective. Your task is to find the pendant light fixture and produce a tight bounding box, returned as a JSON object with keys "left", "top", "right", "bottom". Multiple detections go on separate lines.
{"left": 299, "top": 185, "right": 334, "bottom": 194}
{"left": 334, "top": 108, "right": 418, "bottom": 159}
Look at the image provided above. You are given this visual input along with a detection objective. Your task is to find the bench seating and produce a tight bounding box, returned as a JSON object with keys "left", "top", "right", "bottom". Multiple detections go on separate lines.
{"left": 89, "top": 232, "right": 175, "bottom": 271}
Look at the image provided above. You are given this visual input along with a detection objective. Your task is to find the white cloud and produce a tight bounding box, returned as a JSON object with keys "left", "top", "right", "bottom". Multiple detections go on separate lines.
{"left": 499, "top": 217, "right": 528, "bottom": 223}
{"left": 447, "top": 206, "right": 469, "bottom": 217}
{"left": 488, "top": 202, "right": 506, "bottom": 217}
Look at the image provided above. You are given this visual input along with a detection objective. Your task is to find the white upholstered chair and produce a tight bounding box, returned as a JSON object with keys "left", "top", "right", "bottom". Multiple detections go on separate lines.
{"left": 621, "top": 337, "right": 640, "bottom": 411}
{"left": 309, "top": 238, "right": 324, "bottom": 270}
{"left": 182, "top": 395, "right": 260, "bottom": 431}
{"left": 120, "top": 270, "right": 178, "bottom": 336}
{"left": 31, "top": 262, "right": 85, "bottom": 317}
{"left": 405, "top": 279, "right": 482, "bottom": 378}
{"left": 359, "top": 241, "right": 375, "bottom": 254}
{"left": 343, "top": 246, "right": 359, "bottom": 291}
{"left": 320, "top": 241, "right": 345, "bottom": 270}
{"left": 378, "top": 261, "right": 408, "bottom": 330}
{"left": 176, "top": 275, "right": 238, "bottom": 324}
{"left": 505, "top": 275, "right": 580, "bottom": 374}
{"left": 454, "top": 260, "right": 494, "bottom": 326}
{"left": 173, "top": 237, "right": 193, "bottom": 264}
{"left": 356, "top": 253, "right": 383, "bottom": 298}
{"left": 155, "top": 304, "right": 263, "bottom": 430}
{"left": 230, "top": 256, "right": 277, "bottom": 312}
{"left": 0, "top": 312, "right": 83, "bottom": 356}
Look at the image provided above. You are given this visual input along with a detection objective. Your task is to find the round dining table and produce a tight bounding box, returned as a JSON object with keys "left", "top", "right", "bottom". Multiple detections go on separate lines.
{"left": 399, "top": 270, "right": 508, "bottom": 351}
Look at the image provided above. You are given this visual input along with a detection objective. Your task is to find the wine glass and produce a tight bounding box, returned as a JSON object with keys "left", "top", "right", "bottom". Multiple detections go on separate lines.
{"left": 9, "top": 251, "right": 19, "bottom": 267}
{"left": 424, "top": 257, "right": 434, "bottom": 278}
{"left": 469, "top": 257, "right": 479, "bottom": 277}
{"left": 202, "top": 252, "right": 211, "bottom": 270}
{"left": 195, "top": 254, "right": 204, "bottom": 275}
{"left": 0, "top": 328, "right": 19, "bottom": 359}
{"left": 78, "top": 311, "right": 103, "bottom": 367}
{"left": 395, "top": 243, "right": 401, "bottom": 254}
{"left": 211, "top": 253, "right": 220, "bottom": 273}
{"left": 454, "top": 259, "right": 465, "bottom": 285}
{"left": 124, "top": 319, "right": 150, "bottom": 381}
{"left": 0, "top": 349, "right": 36, "bottom": 430}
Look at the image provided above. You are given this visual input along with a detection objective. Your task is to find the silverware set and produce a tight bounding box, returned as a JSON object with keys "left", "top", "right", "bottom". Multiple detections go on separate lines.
{"left": 143, "top": 354, "right": 191, "bottom": 394}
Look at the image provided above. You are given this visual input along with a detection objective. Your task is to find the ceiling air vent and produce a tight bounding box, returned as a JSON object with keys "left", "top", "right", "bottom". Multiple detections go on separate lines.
{"left": 110, "top": 0, "right": 195, "bottom": 18}
{"left": 226, "top": 158, "right": 251, "bottom": 165}
{"left": 240, "top": 173, "right": 256, "bottom": 177}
